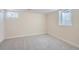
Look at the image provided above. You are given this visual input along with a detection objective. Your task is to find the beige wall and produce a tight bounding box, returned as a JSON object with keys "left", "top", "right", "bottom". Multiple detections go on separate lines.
{"left": 47, "top": 10, "right": 79, "bottom": 48}
{"left": 5, "top": 10, "right": 79, "bottom": 47}
{"left": 5, "top": 11, "right": 47, "bottom": 39}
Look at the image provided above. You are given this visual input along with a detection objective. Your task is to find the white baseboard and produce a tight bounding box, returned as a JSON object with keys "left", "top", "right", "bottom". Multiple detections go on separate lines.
{"left": 48, "top": 33, "right": 79, "bottom": 48}
{"left": 6, "top": 33, "right": 47, "bottom": 39}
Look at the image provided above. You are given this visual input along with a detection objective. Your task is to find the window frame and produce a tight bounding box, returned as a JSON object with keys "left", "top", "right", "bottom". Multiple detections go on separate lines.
{"left": 6, "top": 11, "right": 18, "bottom": 18}
{"left": 59, "top": 10, "right": 72, "bottom": 26}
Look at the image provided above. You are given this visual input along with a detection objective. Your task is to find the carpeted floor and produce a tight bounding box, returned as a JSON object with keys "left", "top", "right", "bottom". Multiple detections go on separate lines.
{"left": 0, "top": 34, "right": 78, "bottom": 50}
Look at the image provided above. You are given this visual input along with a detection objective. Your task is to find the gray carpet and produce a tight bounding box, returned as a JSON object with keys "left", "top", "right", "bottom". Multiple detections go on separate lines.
{"left": 0, "top": 34, "right": 78, "bottom": 50}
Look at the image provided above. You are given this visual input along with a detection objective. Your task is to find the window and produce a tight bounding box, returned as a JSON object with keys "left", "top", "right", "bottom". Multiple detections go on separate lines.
{"left": 59, "top": 10, "right": 72, "bottom": 26}
{"left": 6, "top": 12, "right": 18, "bottom": 18}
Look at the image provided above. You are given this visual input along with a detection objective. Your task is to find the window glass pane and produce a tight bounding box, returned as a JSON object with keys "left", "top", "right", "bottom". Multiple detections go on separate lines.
{"left": 59, "top": 10, "right": 72, "bottom": 26}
